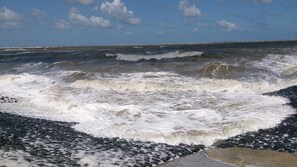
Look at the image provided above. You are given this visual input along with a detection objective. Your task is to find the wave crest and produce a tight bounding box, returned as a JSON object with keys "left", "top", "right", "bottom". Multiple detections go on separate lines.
{"left": 106, "top": 51, "right": 203, "bottom": 61}
{"left": 200, "top": 63, "right": 248, "bottom": 77}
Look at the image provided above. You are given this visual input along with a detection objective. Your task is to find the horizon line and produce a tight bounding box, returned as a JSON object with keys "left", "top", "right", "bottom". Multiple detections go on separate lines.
{"left": 1, "top": 39, "right": 297, "bottom": 49}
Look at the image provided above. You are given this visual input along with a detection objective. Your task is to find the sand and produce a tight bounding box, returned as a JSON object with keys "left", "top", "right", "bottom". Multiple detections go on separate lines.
{"left": 159, "top": 151, "right": 235, "bottom": 167}
{"left": 205, "top": 147, "right": 297, "bottom": 167}
{"left": 159, "top": 148, "right": 297, "bottom": 167}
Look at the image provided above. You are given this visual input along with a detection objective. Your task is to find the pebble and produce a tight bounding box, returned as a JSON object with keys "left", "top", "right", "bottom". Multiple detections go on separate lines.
{"left": 0, "top": 96, "right": 18, "bottom": 103}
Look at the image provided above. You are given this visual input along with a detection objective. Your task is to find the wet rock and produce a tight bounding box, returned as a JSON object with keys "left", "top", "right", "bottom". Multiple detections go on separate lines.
{"left": 0, "top": 96, "right": 18, "bottom": 103}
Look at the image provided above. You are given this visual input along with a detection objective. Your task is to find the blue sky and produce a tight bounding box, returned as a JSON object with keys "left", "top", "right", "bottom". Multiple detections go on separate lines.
{"left": 0, "top": 0, "right": 296, "bottom": 47}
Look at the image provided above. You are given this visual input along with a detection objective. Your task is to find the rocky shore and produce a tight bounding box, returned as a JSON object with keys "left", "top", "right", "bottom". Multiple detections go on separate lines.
{"left": 0, "top": 111, "right": 204, "bottom": 166}
{"left": 219, "top": 86, "right": 297, "bottom": 153}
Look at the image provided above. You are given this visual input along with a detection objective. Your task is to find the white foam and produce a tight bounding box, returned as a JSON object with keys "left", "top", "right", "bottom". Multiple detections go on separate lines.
{"left": 73, "top": 150, "right": 121, "bottom": 167}
{"left": 253, "top": 54, "right": 297, "bottom": 76}
{"left": 14, "top": 62, "right": 49, "bottom": 72}
{"left": 71, "top": 72, "right": 297, "bottom": 93}
{"left": 0, "top": 71, "right": 295, "bottom": 146}
{"left": 106, "top": 51, "right": 203, "bottom": 61}
{"left": 0, "top": 150, "right": 53, "bottom": 167}
{"left": 71, "top": 72, "right": 295, "bottom": 146}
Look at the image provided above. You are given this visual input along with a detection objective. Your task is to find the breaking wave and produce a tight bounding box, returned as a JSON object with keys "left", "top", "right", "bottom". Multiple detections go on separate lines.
{"left": 253, "top": 53, "right": 297, "bottom": 76}
{"left": 106, "top": 51, "right": 203, "bottom": 61}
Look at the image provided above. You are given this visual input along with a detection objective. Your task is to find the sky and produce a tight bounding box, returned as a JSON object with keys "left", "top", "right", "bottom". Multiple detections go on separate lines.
{"left": 0, "top": 0, "right": 296, "bottom": 47}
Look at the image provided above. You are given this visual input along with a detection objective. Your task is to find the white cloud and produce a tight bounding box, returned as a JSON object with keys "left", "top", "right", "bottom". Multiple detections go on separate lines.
{"left": 101, "top": 0, "right": 141, "bottom": 25}
{"left": 65, "top": 0, "right": 94, "bottom": 5}
{"left": 69, "top": 7, "right": 110, "bottom": 28}
{"left": 179, "top": 0, "right": 204, "bottom": 17}
{"left": 0, "top": 6, "right": 22, "bottom": 29}
{"left": 54, "top": 19, "right": 70, "bottom": 30}
{"left": 31, "top": 8, "right": 47, "bottom": 20}
{"left": 0, "top": 6, "right": 22, "bottom": 21}
{"left": 192, "top": 28, "right": 198, "bottom": 33}
{"left": 217, "top": 20, "right": 243, "bottom": 32}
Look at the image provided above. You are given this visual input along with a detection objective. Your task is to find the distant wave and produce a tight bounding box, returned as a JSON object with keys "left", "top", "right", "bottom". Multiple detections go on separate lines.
{"left": 1, "top": 46, "right": 45, "bottom": 51}
{"left": 3, "top": 48, "right": 27, "bottom": 52}
{"left": 106, "top": 51, "right": 203, "bottom": 61}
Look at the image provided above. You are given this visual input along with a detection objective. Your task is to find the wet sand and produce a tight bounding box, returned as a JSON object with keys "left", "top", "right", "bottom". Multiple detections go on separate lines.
{"left": 160, "top": 147, "right": 297, "bottom": 167}
{"left": 159, "top": 151, "right": 235, "bottom": 167}
{"left": 205, "top": 147, "right": 297, "bottom": 167}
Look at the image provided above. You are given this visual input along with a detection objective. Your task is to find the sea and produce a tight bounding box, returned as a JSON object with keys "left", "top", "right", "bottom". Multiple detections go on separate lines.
{"left": 0, "top": 41, "right": 297, "bottom": 166}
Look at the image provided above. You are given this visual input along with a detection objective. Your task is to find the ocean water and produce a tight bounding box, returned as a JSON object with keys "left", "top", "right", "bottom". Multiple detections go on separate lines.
{"left": 0, "top": 41, "right": 297, "bottom": 166}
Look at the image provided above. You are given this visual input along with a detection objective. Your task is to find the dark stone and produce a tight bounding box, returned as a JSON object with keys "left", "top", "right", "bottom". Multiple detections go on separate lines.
{"left": 0, "top": 96, "right": 18, "bottom": 103}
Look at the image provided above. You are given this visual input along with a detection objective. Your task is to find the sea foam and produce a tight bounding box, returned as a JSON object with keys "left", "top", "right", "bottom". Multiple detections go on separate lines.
{"left": 0, "top": 71, "right": 295, "bottom": 146}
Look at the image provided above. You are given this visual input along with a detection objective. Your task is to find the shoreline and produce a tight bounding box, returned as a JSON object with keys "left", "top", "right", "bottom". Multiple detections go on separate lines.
{"left": 205, "top": 147, "right": 297, "bottom": 167}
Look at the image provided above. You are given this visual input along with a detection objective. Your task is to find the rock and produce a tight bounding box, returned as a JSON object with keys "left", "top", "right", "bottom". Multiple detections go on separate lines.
{"left": 0, "top": 96, "right": 18, "bottom": 103}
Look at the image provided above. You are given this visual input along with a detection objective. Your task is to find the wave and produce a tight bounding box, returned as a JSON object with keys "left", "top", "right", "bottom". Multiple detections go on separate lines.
{"left": 0, "top": 72, "right": 295, "bottom": 146}
{"left": 106, "top": 51, "right": 203, "bottom": 61}
{"left": 253, "top": 53, "right": 297, "bottom": 76}
{"left": 53, "top": 61, "right": 79, "bottom": 67}
{"left": 71, "top": 71, "right": 297, "bottom": 93}
{"left": 200, "top": 63, "right": 248, "bottom": 77}
{"left": 13, "top": 62, "right": 50, "bottom": 72}
{"left": 63, "top": 71, "right": 93, "bottom": 82}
